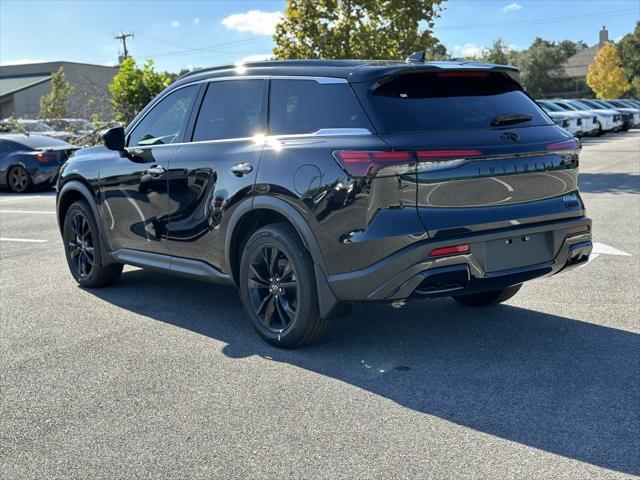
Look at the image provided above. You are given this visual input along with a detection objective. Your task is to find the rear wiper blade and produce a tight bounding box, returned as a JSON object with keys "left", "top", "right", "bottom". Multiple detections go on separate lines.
{"left": 491, "top": 113, "right": 533, "bottom": 127}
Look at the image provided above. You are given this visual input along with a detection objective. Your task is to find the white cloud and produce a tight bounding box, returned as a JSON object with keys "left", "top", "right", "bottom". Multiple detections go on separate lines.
{"left": 0, "top": 58, "right": 47, "bottom": 66}
{"left": 170, "top": 20, "right": 180, "bottom": 28}
{"left": 193, "top": 18, "right": 201, "bottom": 27}
{"left": 501, "top": 3, "right": 522, "bottom": 13}
{"left": 239, "top": 53, "right": 275, "bottom": 63}
{"left": 221, "top": 10, "right": 283, "bottom": 35}
{"left": 453, "top": 43, "right": 485, "bottom": 58}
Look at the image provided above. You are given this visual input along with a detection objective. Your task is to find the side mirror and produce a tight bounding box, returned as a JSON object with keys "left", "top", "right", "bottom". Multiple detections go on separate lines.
{"left": 102, "top": 127, "right": 126, "bottom": 151}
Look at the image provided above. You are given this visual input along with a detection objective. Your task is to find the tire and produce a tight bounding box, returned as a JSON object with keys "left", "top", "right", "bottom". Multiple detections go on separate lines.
{"left": 63, "top": 201, "right": 123, "bottom": 288}
{"left": 239, "top": 223, "right": 332, "bottom": 348}
{"left": 7, "top": 166, "right": 31, "bottom": 193}
{"left": 453, "top": 284, "right": 522, "bottom": 307}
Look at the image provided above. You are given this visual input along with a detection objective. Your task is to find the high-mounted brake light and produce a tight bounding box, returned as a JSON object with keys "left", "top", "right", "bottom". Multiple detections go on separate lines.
{"left": 438, "top": 71, "right": 490, "bottom": 78}
{"left": 546, "top": 139, "right": 580, "bottom": 151}
{"left": 429, "top": 244, "right": 470, "bottom": 257}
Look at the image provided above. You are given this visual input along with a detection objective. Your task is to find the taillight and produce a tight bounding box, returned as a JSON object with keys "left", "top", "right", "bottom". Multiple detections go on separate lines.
{"left": 333, "top": 149, "right": 482, "bottom": 177}
{"left": 429, "top": 244, "right": 470, "bottom": 257}
{"left": 35, "top": 152, "right": 56, "bottom": 163}
{"left": 546, "top": 139, "right": 580, "bottom": 152}
{"left": 417, "top": 149, "right": 482, "bottom": 160}
{"left": 333, "top": 150, "right": 412, "bottom": 177}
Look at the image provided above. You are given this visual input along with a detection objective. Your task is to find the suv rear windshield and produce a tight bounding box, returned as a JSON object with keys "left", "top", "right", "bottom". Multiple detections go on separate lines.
{"left": 356, "top": 71, "right": 550, "bottom": 133}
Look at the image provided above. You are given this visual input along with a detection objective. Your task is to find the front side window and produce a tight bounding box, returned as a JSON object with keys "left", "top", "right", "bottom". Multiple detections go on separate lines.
{"left": 192, "top": 80, "right": 266, "bottom": 142}
{"left": 269, "top": 79, "right": 372, "bottom": 135}
{"left": 128, "top": 85, "right": 198, "bottom": 147}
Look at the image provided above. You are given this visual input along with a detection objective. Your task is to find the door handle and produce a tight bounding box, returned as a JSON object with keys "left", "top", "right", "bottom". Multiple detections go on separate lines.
{"left": 230, "top": 163, "right": 253, "bottom": 177}
{"left": 147, "top": 165, "right": 166, "bottom": 176}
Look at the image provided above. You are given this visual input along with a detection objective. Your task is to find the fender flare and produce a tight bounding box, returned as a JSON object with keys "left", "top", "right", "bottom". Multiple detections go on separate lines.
{"left": 57, "top": 180, "right": 114, "bottom": 265}
{"left": 225, "top": 196, "right": 340, "bottom": 319}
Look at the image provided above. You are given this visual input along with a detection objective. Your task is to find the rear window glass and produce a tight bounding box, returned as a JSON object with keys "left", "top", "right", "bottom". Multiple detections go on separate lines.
{"left": 360, "top": 72, "right": 550, "bottom": 133}
{"left": 269, "top": 79, "right": 372, "bottom": 135}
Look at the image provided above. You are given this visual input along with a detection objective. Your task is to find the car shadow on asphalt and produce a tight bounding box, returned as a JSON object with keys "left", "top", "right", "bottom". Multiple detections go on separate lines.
{"left": 88, "top": 269, "right": 640, "bottom": 476}
{"left": 579, "top": 172, "right": 640, "bottom": 194}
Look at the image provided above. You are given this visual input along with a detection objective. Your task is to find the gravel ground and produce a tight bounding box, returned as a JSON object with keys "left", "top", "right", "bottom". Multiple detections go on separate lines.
{"left": 1, "top": 130, "right": 639, "bottom": 479}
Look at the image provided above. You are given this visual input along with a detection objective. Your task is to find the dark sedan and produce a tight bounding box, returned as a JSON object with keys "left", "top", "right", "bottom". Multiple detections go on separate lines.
{"left": 0, "top": 134, "right": 78, "bottom": 192}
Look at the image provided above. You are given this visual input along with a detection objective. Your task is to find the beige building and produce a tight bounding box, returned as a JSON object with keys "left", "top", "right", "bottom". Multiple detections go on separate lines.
{"left": 562, "top": 27, "right": 609, "bottom": 80}
{"left": 0, "top": 61, "right": 118, "bottom": 120}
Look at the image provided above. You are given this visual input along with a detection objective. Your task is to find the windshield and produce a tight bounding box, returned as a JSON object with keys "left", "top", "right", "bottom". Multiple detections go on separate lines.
{"left": 356, "top": 71, "right": 549, "bottom": 133}
{"left": 20, "top": 121, "right": 54, "bottom": 133}
{"left": 538, "top": 101, "right": 563, "bottom": 112}
{"left": 565, "top": 101, "right": 592, "bottom": 111}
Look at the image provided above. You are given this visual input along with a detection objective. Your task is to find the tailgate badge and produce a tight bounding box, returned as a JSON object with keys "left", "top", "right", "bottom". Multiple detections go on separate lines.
{"left": 500, "top": 132, "right": 519, "bottom": 141}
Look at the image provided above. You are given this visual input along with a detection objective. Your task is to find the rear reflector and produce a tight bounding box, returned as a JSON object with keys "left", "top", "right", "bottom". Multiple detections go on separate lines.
{"left": 565, "top": 225, "right": 590, "bottom": 236}
{"left": 429, "top": 244, "right": 470, "bottom": 257}
{"left": 546, "top": 139, "right": 580, "bottom": 151}
{"left": 438, "top": 71, "right": 490, "bottom": 78}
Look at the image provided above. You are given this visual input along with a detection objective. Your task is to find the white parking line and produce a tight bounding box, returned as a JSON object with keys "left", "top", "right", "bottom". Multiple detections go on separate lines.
{"left": 0, "top": 237, "right": 47, "bottom": 243}
{"left": 0, "top": 210, "right": 56, "bottom": 214}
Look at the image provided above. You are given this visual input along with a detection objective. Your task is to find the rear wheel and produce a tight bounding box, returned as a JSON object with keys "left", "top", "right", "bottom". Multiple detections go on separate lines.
{"left": 63, "top": 201, "right": 123, "bottom": 288}
{"left": 239, "top": 223, "right": 332, "bottom": 348}
{"left": 7, "top": 166, "right": 30, "bottom": 193}
{"left": 453, "top": 284, "right": 522, "bottom": 307}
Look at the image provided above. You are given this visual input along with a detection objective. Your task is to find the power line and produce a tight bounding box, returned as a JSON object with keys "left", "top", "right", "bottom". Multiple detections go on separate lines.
{"left": 137, "top": 35, "right": 272, "bottom": 60}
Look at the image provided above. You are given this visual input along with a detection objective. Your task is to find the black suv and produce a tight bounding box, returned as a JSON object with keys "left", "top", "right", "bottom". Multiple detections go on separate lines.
{"left": 56, "top": 59, "right": 592, "bottom": 347}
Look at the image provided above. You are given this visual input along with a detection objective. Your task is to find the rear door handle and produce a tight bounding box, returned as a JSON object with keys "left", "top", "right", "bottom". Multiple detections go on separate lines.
{"left": 147, "top": 165, "right": 166, "bottom": 176}
{"left": 230, "top": 163, "right": 253, "bottom": 177}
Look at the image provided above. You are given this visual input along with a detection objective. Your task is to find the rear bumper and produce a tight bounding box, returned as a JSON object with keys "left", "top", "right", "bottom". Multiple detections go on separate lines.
{"left": 328, "top": 217, "right": 592, "bottom": 302}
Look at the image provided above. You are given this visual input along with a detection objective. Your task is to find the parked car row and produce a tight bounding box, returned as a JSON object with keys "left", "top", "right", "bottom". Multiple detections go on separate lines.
{"left": 537, "top": 98, "right": 640, "bottom": 137}
{"left": 0, "top": 117, "right": 99, "bottom": 143}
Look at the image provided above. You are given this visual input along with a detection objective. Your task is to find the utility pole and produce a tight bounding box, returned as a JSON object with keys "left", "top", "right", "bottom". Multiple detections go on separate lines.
{"left": 114, "top": 32, "right": 134, "bottom": 63}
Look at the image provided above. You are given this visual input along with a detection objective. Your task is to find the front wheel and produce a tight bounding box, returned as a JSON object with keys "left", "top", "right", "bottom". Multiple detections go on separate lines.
{"left": 63, "top": 201, "right": 123, "bottom": 288}
{"left": 453, "top": 284, "right": 522, "bottom": 307}
{"left": 239, "top": 223, "right": 332, "bottom": 348}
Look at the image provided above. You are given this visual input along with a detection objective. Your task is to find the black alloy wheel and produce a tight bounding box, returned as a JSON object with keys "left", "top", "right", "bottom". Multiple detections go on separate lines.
{"left": 63, "top": 201, "right": 123, "bottom": 288}
{"left": 8, "top": 166, "right": 30, "bottom": 192}
{"left": 239, "top": 223, "right": 331, "bottom": 348}
{"left": 66, "top": 213, "right": 95, "bottom": 279}
{"left": 248, "top": 243, "right": 298, "bottom": 332}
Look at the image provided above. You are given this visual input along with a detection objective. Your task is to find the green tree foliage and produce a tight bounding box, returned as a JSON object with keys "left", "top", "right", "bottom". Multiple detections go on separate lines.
{"left": 481, "top": 39, "right": 520, "bottom": 65}
{"left": 39, "top": 67, "right": 74, "bottom": 118}
{"left": 587, "top": 42, "right": 631, "bottom": 99}
{"left": 273, "top": 0, "right": 447, "bottom": 60}
{"left": 108, "top": 58, "right": 171, "bottom": 123}
{"left": 516, "top": 38, "right": 586, "bottom": 97}
{"left": 617, "top": 21, "right": 640, "bottom": 97}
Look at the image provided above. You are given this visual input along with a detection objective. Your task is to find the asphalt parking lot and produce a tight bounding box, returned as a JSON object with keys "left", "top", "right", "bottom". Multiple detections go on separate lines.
{"left": 1, "top": 131, "right": 639, "bottom": 479}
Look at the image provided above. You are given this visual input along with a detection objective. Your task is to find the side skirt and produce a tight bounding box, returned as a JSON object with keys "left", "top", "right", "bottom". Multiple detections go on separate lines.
{"left": 110, "top": 249, "right": 235, "bottom": 286}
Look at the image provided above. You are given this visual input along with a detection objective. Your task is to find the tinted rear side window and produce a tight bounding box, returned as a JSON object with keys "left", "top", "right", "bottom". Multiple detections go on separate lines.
{"left": 193, "top": 80, "right": 266, "bottom": 141}
{"left": 357, "top": 72, "right": 550, "bottom": 133}
{"left": 269, "top": 79, "right": 372, "bottom": 135}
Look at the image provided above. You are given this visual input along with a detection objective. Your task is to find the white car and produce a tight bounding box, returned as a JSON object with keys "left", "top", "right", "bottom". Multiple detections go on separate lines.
{"left": 552, "top": 99, "right": 620, "bottom": 134}
{"left": 537, "top": 101, "right": 585, "bottom": 136}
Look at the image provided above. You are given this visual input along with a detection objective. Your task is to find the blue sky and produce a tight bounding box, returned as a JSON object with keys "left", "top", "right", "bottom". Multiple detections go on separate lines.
{"left": 1, "top": 0, "right": 638, "bottom": 72}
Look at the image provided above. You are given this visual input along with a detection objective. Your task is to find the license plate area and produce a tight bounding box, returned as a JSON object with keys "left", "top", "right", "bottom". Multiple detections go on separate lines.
{"left": 484, "top": 232, "right": 553, "bottom": 272}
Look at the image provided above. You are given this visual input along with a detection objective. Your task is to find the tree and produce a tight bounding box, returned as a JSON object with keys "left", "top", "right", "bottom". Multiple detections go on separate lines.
{"left": 108, "top": 58, "right": 171, "bottom": 123}
{"left": 39, "top": 67, "right": 74, "bottom": 118}
{"left": 273, "top": 0, "right": 447, "bottom": 60}
{"left": 587, "top": 42, "right": 631, "bottom": 99}
{"left": 617, "top": 21, "right": 640, "bottom": 97}
{"left": 481, "top": 39, "right": 520, "bottom": 65}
